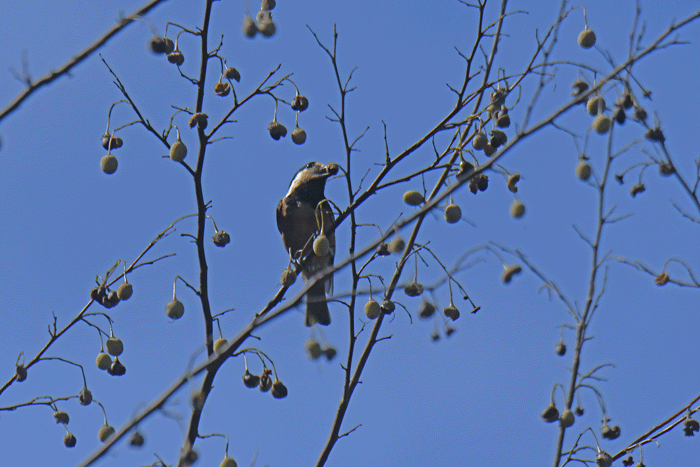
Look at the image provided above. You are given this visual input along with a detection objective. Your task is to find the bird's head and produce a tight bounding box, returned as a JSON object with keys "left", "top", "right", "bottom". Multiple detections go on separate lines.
{"left": 285, "top": 161, "right": 340, "bottom": 202}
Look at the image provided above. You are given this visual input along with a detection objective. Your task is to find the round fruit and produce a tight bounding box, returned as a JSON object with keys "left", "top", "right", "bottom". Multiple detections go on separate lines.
{"left": 96, "top": 352, "right": 112, "bottom": 370}
{"left": 224, "top": 67, "right": 241, "bottom": 82}
{"left": 214, "top": 337, "right": 228, "bottom": 354}
{"left": 166, "top": 298, "right": 185, "bottom": 319}
{"left": 586, "top": 96, "right": 605, "bottom": 116}
{"left": 313, "top": 235, "right": 330, "bottom": 256}
{"left": 79, "top": 388, "right": 92, "bottom": 406}
{"left": 98, "top": 424, "right": 115, "bottom": 442}
{"left": 593, "top": 115, "right": 611, "bottom": 134}
{"left": 261, "top": 0, "right": 276, "bottom": 10}
{"left": 271, "top": 380, "right": 288, "bottom": 399}
{"left": 443, "top": 305, "right": 460, "bottom": 320}
{"left": 578, "top": 29, "right": 596, "bottom": 49}
{"left": 106, "top": 337, "right": 123, "bottom": 357}
{"left": 258, "top": 20, "right": 276, "bottom": 37}
{"left": 101, "top": 155, "right": 118, "bottom": 174}
{"left": 168, "top": 140, "right": 186, "bottom": 162}
{"left": 268, "top": 121, "right": 287, "bottom": 140}
{"left": 163, "top": 37, "right": 175, "bottom": 54}
{"left": 403, "top": 190, "right": 424, "bottom": 206}
{"left": 418, "top": 301, "right": 436, "bottom": 318}
{"left": 53, "top": 411, "right": 70, "bottom": 424}
{"left": 212, "top": 231, "right": 231, "bottom": 247}
{"left": 380, "top": 300, "right": 395, "bottom": 314}
{"left": 510, "top": 199, "right": 525, "bottom": 218}
{"left": 541, "top": 405, "right": 559, "bottom": 423}
{"left": 576, "top": 161, "right": 592, "bottom": 180}
{"left": 389, "top": 236, "right": 405, "bottom": 253}
{"left": 214, "top": 82, "right": 231, "bottom": 97}
{"left": 149, "top": 36, "right": 166, "bottom": 54}
{"left": 220, "top": 457, "right": 238, "bottom": 467}
{"left": 560, "top": 409, "right": 575, "bottom": 428}
{"left": 364, "top": 299, "right": 381, "bottom": 319}
{"left": 472, "top": 132, "right": 488, "bottom": 150}
{"left": 291, "top": 95, "right": 309, "bottom": 111}
{"left": 129, "top": 431, "right": 145, "bottom": 447}
{"left": 242, "top": 371, "right": 260, "bottom": 388}
{"left": 291, "top": 128, "right": 307, "bottom": 145}
{"left": 306, "top": 339, "right": 322, "bottom": 359}
{"left": 242, "top": 16, "right": 257, "bottom": 38}
{"left": 281, "top": 268, "right": 297, "bottom": 286}
{"left": 64, "top": 432, "right": 77, "bottom": 448}
{"left": 117, "top": 282, "right": 133, "bottom": 300}
{"left": 167, "top": 50, "right": 185, "bottom": 66}
{"left": 444, "top": 204, "right": 462, "bottom": 224}
{"left": 15, "top": 364, "right": 27, "bottom": 382}
{"left": 556, "top": 342, "right": 567, "bottom": 356}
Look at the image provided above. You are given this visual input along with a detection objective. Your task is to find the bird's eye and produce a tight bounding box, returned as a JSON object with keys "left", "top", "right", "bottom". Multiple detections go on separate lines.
{"left": 306, "top": 162, "right": 315, "bottom": 169}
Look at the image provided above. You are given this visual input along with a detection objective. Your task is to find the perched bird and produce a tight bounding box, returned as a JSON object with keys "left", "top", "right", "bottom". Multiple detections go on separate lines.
{"left": 276, "top": 161, "right": 339, "bottom": 326}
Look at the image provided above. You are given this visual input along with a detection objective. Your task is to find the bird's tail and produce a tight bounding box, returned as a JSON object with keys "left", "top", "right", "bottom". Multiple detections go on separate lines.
{"left": 305, "top": 281, "right": 331, "bottom": 326}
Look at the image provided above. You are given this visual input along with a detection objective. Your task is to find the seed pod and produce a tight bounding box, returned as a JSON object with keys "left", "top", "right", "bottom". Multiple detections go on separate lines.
{"left": 166, "top": 298, "right": 185, "bottom": 319}
{"left": 98, "top": 424, "right": 115, "bottom": 442}
{"left": 242, "top": 370, "right": 260, "bottom": 388}
{"left": 376, "top": 243, "right": 390, "bottom": 256}
{"left": 223, "top": 67, "right": 241, "bottom": 82}
{"left": 163, "top": 37, "right": 175, "bottom": 54}
{"left": 291, "top": 95, "right": 309, "bottom": 111}
{"left": 571, "top": 79, "right": 589, "bottom": 97}
{"left": 541, "top": 405, "right": 559, "bottom": 423}
{"left": 53, "top": 411, "right": 70, "bottom": 424}
{"left": 404, "top": 282, "right": 424, "bottom": 297}
{"left": 189, "top": 113, "right": 208, "bottom": 129}
{"left": 510, "top": 199, "right": 525, "bottom": 218}
{"left": 242, "top": 16, "right": 257, "bottom": 38}
{"left": 313, "top": 235, "right": 330, "bottom": 256}
{"left": 268, "top": 121, "right": 287, "bottom": 140}
{"left": 596, "top": 452, "right": 613, "bottom": 467}
{"left": 79, "top": 387, "right": 93, "bottom": 406}
{"left": 501, "top": 264, "right": 522, "bottom": 283}
{"left": 261, "top": 0, "right": 276, "bottom": 10}
{"left": 15, "top": 364, "right": 27, "bottom": 382}
{"left": 281, "top": 267, "right": 297, "bottom": 286}
{"left": 444, "top": 204, "right": 462, "bottom": 224}
{"left": 612, "top": 106, "right": 626, "bottom": 125}
{"left": 507, "top": 173, "right": 520, "bottom": 193}
{"left": 101, "top": 135, "right": 123, "bottom": 150}
{"left": 106, "top": 337, "right": 123, "bottom": 357}
{"left": 496, "top": 110, "right": 511, "bottom": 128}
{"left": 443, "top": 305, "right": 460, "bottom": 320}
{"left": 592, "top": 115, "right": 611, "bottom": 134}
{"left": 645, "top": 127, "right": 665, "bottom": 143}
{"left": 658, "top": 162, "right": 674, "bottom": 176}
{"left": 489, "top": 129, "right": 507, "bottom": 148}
{"left": 578, "top": 28, "right": 596, "bottom": 49}
{"left": 389, "top": 236, "right": 405, "bottom": 253}
{"left": 149, "top": 36, "right": 167, "bottom": 54}
{"left": 381, "top": 300, "right": 395, "bottom": 314}
{"left": 324, "top": 347, "right": 337, "bottom": 361}
{"left": 586, "top": 96, "right": 606, "bottom": 116}
{"left": 306, "top": 339, "right": 322, "bottom": 359}
{"left": 560, "top": 409, "right": 575, "bottom": 428}
{"left": 488, "top": 88, "right": 508, "bottom": 111}
{"left": 101, "top": 154, "right": 118, "bottom": 174}
{"left": 630, "top": 183, "right": 645, "bottom": 197}
{"left": 483, "top": 144, "right": 496, "bottom": 157}
{"left": 129, "top": 431, "right": 145, "bottom": 447}
{"left": 291, "top": 128, "right": 307, "bottom": 145}
{"left": 576, "top": 161, "right": 592, "bottom": 181}
{"left": 102, "top": 290, "right": 120, "bottom": 308}
{"left": 472, "top": 132, "right": 488, "bottom": 150}
{"left": 364, "top": 299, "right": 381, "bottom": 319}
{"left": 64, "top": 432, "right": 77, "bottom": 448}
{"left": 214, "top": 81, "right": 231, "bottom": 97}
{"left": 220, "top": 456, "right": 238, "bottom": 467}
{"left": 259, "top": 374, "right": 272, "bottom": 392}
{"left": 418, "top": 301, "right": 436, "bottom": 318}
{"left": 214, "top": 337, "right": 228, "bottom": 354}
{"left": 633, "top": 106, "right": 647, "bottom": 121}
{"left": 556, "top": 342, "right": 566, "bottom": 356}
{"left": 96, "top": 352, "right": 112, "bottom": 370}
{"left": 258, "top": 19, "right": 276, "bottom": 37}
{"left": 271, "top": 380, "right": 288, "bottom": 399}
{"left": 117, "top": 282, "right": 133, "bottom": 300}
{"left": 212, "top": 231, "right": 231, "bottom": 247}
{"left": 167, "top": 50, "right": 185, "bottom": 66}
{"left": 620, "top": 92, "right": 634, "bottom": 109}
{"left": 108, "top": 358, "right": 126, "bottom": 376}
{"left": 403, "top": 190, "right": 424, "bottom": 206}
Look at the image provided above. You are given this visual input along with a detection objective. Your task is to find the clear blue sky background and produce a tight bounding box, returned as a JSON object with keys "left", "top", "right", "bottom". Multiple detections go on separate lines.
{"left": 1, "top": 1, "right": 698, "bottom": 466}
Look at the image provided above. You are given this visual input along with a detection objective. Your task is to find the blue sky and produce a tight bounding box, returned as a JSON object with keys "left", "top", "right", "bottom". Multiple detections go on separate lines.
{"left": 1, "top": 1, "right": 699, "bottom": 466}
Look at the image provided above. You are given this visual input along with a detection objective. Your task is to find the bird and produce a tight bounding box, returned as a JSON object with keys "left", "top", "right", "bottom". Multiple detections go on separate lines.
{"left": 276, "top": 161, "right": 339, "bottom": 326}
